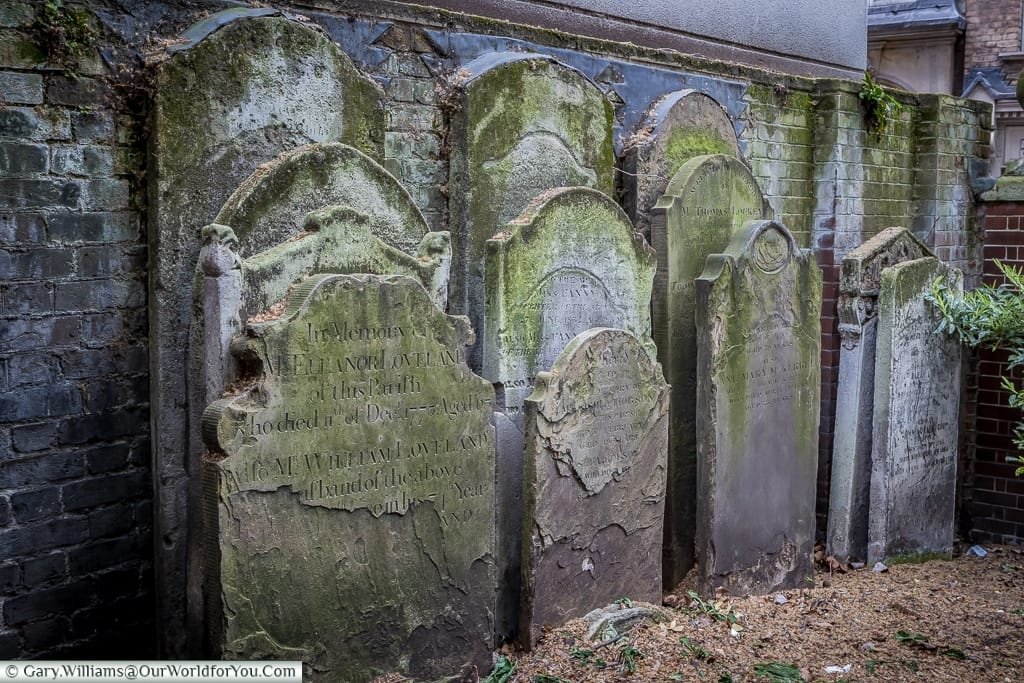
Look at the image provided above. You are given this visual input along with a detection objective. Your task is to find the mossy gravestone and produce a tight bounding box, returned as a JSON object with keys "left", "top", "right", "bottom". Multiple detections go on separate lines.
{"left": 622, "top": 91, "right": 740, "bottom": 239}
{"left": 447, "top": 53, "right": 614, "bottom": 365}
{"left": 519, "top": 329, "right": 669, "bottom": 648}
{"left": 150, "top": 15, "right": 383, "bottom": 653}
{"left": 202, "top": 274, "right": 495, "bottom": 681}
{"left": 650, "top": 154, "right": 768, "bottom": 589}
{"left": 482, "top": 187, "right": 656, "bottom": 424}
{"left": 827, "top": 228, "right": 930, "bottom": 564}
{"left": 696, "top": 220, "right": 821, "bottom": 596}
{"left": 867, "top": 257, "right": 962, "bottom": 565}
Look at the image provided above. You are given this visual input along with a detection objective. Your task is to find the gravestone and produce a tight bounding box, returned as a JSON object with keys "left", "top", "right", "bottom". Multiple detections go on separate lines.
{"left": 481, "top": 186, "right": 654, "bottom": 639}
{"left": 867, "top": 257, "right": 962, "bottom": 564}
{"left": 150, "top": 14, "right": 383, "bottom": 653}
{"left": 696, "top": 220, "right": 821, "bottom": 596}
{"left": 651, "top": 154, "right": 768, "bottom": 589}
{"left": 827, "top": 228, "right": 930, "bottom": 563}
{"left": 482, "top": 187, "right": 656, "bottom": 424}
{"left": 622, "top": 91, "right": 740, "bottom": 239}
{"left": 447, "top": 53, "right": 614, "bottom": 365}
{"left": 202, "top": 273, "right": 495, "bottom": 681}
{"left": 519, "top": 328, "right": 669, "bottom": 648}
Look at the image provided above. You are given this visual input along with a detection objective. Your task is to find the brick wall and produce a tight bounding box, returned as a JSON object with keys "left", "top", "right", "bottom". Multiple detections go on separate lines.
{"left": 969, "top": 201, "right": 1024, "bottom": 544}
{"left": 964, "top": 0, "right": 1023, "bottom": 73}
{"left": 0, "top": 2, "right": 153, "bottom": 657}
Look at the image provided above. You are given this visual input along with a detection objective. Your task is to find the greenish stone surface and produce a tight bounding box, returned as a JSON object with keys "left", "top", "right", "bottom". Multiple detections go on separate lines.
{"left": 520, "top": 328, "right": 669, "bottom": 648}
{"left": 650, "top": 154, "right": 768, "bottom": 589}
{"left": 202, "top": 274, "right": 495, "bottom": 681}
{"left": 149, "top": 15, "right": 384, "bottom": 655}
{"left": 482, "top": 187, "right": 656, "bottom": 425}
{"left": 868, "top": 258, "right": 961, "bottom": 565}
{"left": 447, "top": 54, "right": 614, "bottom": 365}
{"left": 621, "top": 91, "right": 740, "bottom": 238}
{"left": 695, "top": 220, "right": 821, "bottom": 596}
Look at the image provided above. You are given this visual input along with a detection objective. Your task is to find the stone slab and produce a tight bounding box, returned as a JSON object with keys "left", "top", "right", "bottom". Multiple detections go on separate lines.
{"left": 650, "top": 154, "right": 768, "bottom": 589}
{"left": 202, "top": 273, "right": 495, "bottom": 680}
{"left": 519, "top": 328, "right": 669, "bottom": 648}
{"left": 828, "top": 227, "right": 931, "bottom": 563}
{"left": 149, "top": 16, "right": 383, "bottom": 656}
{"left": 696, "top": 220, "right": 821, "bottom": 596}
{"left": 447, "top": 53, "right": 614, "bottom": 366}
{"left": 867, "top": 257, "right": 962, "bottom": 564}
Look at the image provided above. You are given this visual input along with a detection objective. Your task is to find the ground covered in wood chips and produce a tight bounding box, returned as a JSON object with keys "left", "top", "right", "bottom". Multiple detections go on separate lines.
{"left": 502, "top": 544, "right": 1024, "bottom": 683}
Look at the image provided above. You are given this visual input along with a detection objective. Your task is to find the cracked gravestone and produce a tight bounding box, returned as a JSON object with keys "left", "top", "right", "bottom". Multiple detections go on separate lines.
{"left": 447, "top": 53, "right": 614, "bottom": 367}
{"left": 149, "top": 14, "right": 383, "bottom": 653}
{"left": 519, "top": 328, "right": 669, "bottom": 648}
{"left": 201, "top": 273, "right": 495, "bottom": 681}
{"left": 867, "top": 257, "right": 962, "bottom": 565}
{"left": 695, "top": 219, "right": 821, "bottom": 596}
{"left": 650, "top": 153, "right": 768, "bottom": 589}
{"left": 827, "top": 228, "right": 931, "bottom": 563}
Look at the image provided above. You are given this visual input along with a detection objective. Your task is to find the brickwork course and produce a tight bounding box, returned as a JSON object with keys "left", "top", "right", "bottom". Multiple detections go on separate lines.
{"left": 0, "top": 0, "right": 994, "bottom": 658}
{"left": 964, "top": 0, "right": 1023, "bottom": 73}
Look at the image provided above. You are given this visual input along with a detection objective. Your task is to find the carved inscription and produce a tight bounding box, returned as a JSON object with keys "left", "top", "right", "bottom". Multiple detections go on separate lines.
{"left": 205, "top": 275, "right": 495, "bottom": 523}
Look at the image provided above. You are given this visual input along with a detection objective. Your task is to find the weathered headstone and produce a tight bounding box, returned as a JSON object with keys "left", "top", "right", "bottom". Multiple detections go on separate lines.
{"left": 519, "top": 328, "right": 669, "bottom": 648}
{"left": 622, "top": 91, "right": 740, "bottom": 239}
{"left": 651, "top": 154, "right": 768, "bottom": 589}
{"left": 696, "top": 220, "right": 821, "bottom": 596}
{"left": 447, "top": 53, "right": 614, "bottom": 365}
{"left": 867, "top": 257, "right": 962, "bottom": 564}
{"left": 482, "top": 187, "right": 657, "bottom": 425}
{"left": 202, "top": 273, "right": 495, "bottom": 681}
{"left": 150, "top": 14, "right": 383, "bottom": 654}
{"left": 481, "top": 186, "right": 654, "bottom": 640}
{"left": 827, "top": 228, "right": 931, "bottom": 563}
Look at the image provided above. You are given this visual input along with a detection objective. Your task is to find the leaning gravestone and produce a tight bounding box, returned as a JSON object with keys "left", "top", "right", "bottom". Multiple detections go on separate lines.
{"left": 202, "top": 273, "right": 495, "bottom": 681}
{"left": 447, "top": 53, "right": 614, "bottom": 365}
{"left": 867, "top": 257, "right": 962, "bottom": 564}
{"left": 519, "top": 328, "right": 669, "bottom": 648}
{"left": 481, "top": 186, "right": 654, "bottom": 640}
{"left": 827, "top": 228, "right": 930, "bottom": 563}
{"left": 696, "top": 219, "right": 821, "bottom": 596}
{"left": 651, "top": 154, "right": 768, "bottom": 589}
{"left": 150, "top": 14, "right": 383, "bottom": 654}
{"left": 621, "top": 91, "right": 740, "bottom": 239}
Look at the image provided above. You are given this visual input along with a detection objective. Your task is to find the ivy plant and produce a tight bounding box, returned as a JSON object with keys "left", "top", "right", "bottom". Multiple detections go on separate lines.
{"left": 930, "top": 261, "right": 1024, "bottom": 473}
{"left": 860, "top": 72, "right": 903, "bottom": 135}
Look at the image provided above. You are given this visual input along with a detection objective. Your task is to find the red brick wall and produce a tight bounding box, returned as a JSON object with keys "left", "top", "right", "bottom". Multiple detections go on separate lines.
{"left": 964, "top": 0, "right": 1022, "bottom": 74}
{"left": 971, "top": 201, "right": 1024, "bottom": 544}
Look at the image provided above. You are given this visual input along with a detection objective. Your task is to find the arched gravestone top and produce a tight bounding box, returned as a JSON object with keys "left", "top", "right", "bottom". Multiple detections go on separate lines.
{"left": 201, "top": 273, "right": 495, "bottom": 679}
{"left": 447, "top": 52, "right": 615, "bottom": 354}
{"left": 650, "top": 152, "right": 768, "bottom": 588}
{"left": 215, "top": 142, "right": 430, "bottom": 259}
{"left": 149, "top": 14, "right": 384, "bottom": 657}
{"left": 482, "top": 187, "right": 656, "bottom": 424}
{"left": 519, "top": 328, "right": 669, "bottom": 647}
{"left": 622, "top": 90, "right": 740, "bottom": 237}
{"left": 696, "top": 219, "right": 821, "bottom": 597}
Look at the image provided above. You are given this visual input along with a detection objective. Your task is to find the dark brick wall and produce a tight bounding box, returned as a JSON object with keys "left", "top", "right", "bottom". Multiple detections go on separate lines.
{"left": 968, "top": 201, "right": 1024, "bottom": 545}
{"left": 0, "top": 1, "right": 154, "bottom": 657}
{"left": 964, "top": 0, "right": 1023, "bottom": 74}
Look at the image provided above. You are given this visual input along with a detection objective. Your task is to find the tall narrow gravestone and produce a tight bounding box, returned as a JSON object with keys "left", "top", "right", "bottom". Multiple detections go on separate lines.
{"left": 651, "top": 154, "right": 768, "bottom": 588}
{"left": 201, "top": 274, "right": 495, "bottom": 681}
{"left": 867, "top": 257, "right": 962, "bottom": 564}
{"left": 447, "top": 53, "right": 614, "bottom": 364}
{"left": 827, "top": 228, "right": 930, "bottom": 563}
{"left": 696, "top": 220, "right": 821, "bottom": 596}
{"left": 519, "top": 329, "right": 669, "bottom": 648}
